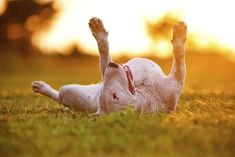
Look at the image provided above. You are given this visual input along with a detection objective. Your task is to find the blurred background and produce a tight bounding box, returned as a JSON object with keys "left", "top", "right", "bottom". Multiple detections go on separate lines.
{"left": 0, "top": 0, "right": 235, "bottom": 94}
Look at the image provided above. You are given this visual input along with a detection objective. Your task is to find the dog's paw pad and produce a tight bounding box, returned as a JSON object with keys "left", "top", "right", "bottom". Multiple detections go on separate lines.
{"left": 32, "top": 81, "right": 50, "bottom": 95}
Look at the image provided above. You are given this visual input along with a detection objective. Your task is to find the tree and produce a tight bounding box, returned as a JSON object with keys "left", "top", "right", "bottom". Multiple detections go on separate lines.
{"left": 0, "top": 0, "right": 55, "bottom": 55}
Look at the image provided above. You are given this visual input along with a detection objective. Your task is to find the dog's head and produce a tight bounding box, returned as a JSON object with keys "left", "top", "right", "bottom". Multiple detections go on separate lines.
{"left": 98, "top": 62, "right": 136, "bottom": 114}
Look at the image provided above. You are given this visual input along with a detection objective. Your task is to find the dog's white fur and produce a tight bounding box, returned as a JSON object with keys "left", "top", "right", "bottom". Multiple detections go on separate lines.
{"left": 32, "top": 17, "right": 187, "bottom": 115}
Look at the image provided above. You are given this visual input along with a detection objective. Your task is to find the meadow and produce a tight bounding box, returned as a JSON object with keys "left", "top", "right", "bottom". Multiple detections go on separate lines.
{"left": 0, "top": 53, "right": 234, "bottom": 157}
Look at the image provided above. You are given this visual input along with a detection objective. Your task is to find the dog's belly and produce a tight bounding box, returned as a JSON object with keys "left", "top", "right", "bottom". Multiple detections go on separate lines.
{"left": 126, "top": 58, "right": 166, "bottom": 86}
{"left": 125, "top": 58, "right": 171, "bottom": 112}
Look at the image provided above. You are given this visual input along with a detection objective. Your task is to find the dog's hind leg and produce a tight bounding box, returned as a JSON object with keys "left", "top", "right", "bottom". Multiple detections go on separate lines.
{"left": 169, "top": 21, "right": 187, "bottom": 84}
{"left": 58, "top": 84, "right": 100, "bottom": 112}
{"left": 32, "top": 81, "right": 59, "bottom": 101}
{"left": 32, "top": 81, "right": 99, "bottom": 112}
{"left": 89, "top": 17, "right": 112, "bottom": 77}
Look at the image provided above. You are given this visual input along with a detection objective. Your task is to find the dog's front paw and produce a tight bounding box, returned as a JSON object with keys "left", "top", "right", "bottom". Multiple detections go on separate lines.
{"left": 32, "top": 81, "right": 51, "bottom": 95}
{"left": 89, "top": 17, "right": 108, "bottom": 42}
{"left": 172, "top": 21, "right": 187, "bottom": 45}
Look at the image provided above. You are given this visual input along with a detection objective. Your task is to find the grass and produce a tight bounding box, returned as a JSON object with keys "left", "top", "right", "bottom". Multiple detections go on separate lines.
{"left": 0, "top": 53, "right": 234, "bottom": 157}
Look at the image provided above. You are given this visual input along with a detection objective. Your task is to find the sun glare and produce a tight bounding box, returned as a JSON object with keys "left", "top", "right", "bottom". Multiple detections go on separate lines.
{"left": 0, "top": 0, "right": 7, "bottom": 15}
{"left": 32, "top": 0, "right": 235, "bottom": 57}
{"left": 151, "top": 40, "right": 172, "bottom": 58}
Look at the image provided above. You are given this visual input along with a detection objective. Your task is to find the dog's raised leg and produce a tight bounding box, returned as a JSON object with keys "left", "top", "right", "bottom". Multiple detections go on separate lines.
{"left": 161, "top": 22, "right": 187, "bottom": 112}
{"left": 89, "top": 17, "right": 112, "bottom": 77}
{"left": 170, "top": 21, "right": 187, "bottom": 83}
{"left": 32, "top": 81, "right": 59, "bottom": 101}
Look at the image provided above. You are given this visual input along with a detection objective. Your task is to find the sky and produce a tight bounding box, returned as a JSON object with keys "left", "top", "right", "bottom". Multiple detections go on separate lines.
{"left": 2, "top": 0, "right": 235, "bottom": 58}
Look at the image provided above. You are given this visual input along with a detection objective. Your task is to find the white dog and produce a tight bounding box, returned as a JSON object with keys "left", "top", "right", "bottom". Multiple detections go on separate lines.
{"left": 32, "top": 17, "right": 187, "bottom": 115}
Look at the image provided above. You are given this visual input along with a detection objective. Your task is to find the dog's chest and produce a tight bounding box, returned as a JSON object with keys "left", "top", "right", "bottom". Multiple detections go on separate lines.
{"left": 135, "top": 82, "right": 165, "bottom": 112}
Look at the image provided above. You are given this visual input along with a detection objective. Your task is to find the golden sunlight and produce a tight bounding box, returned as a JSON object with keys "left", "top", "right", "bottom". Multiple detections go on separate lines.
{"left": 0, "top": 0, "right": 7, "bottom": 15}
{"left": 33, "top": 0, "right": 235, "bottom": 57}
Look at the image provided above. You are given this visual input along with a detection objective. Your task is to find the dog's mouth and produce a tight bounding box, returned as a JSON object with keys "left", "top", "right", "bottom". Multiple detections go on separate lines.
{"left": 122, "top": 65, "right": 135, "bottom": 95}
{"left": 107, "top": 62, "right": 135, "bottom": 95}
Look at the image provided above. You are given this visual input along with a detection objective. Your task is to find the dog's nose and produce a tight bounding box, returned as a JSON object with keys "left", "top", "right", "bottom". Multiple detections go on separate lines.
{"left": 108, "top": 62, "right": 119, "bottom": 68}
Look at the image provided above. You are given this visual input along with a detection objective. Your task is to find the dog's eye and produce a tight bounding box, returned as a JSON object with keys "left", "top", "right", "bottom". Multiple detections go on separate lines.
{"left": 112, "top": 93, "right": 119, "bottom": 101}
